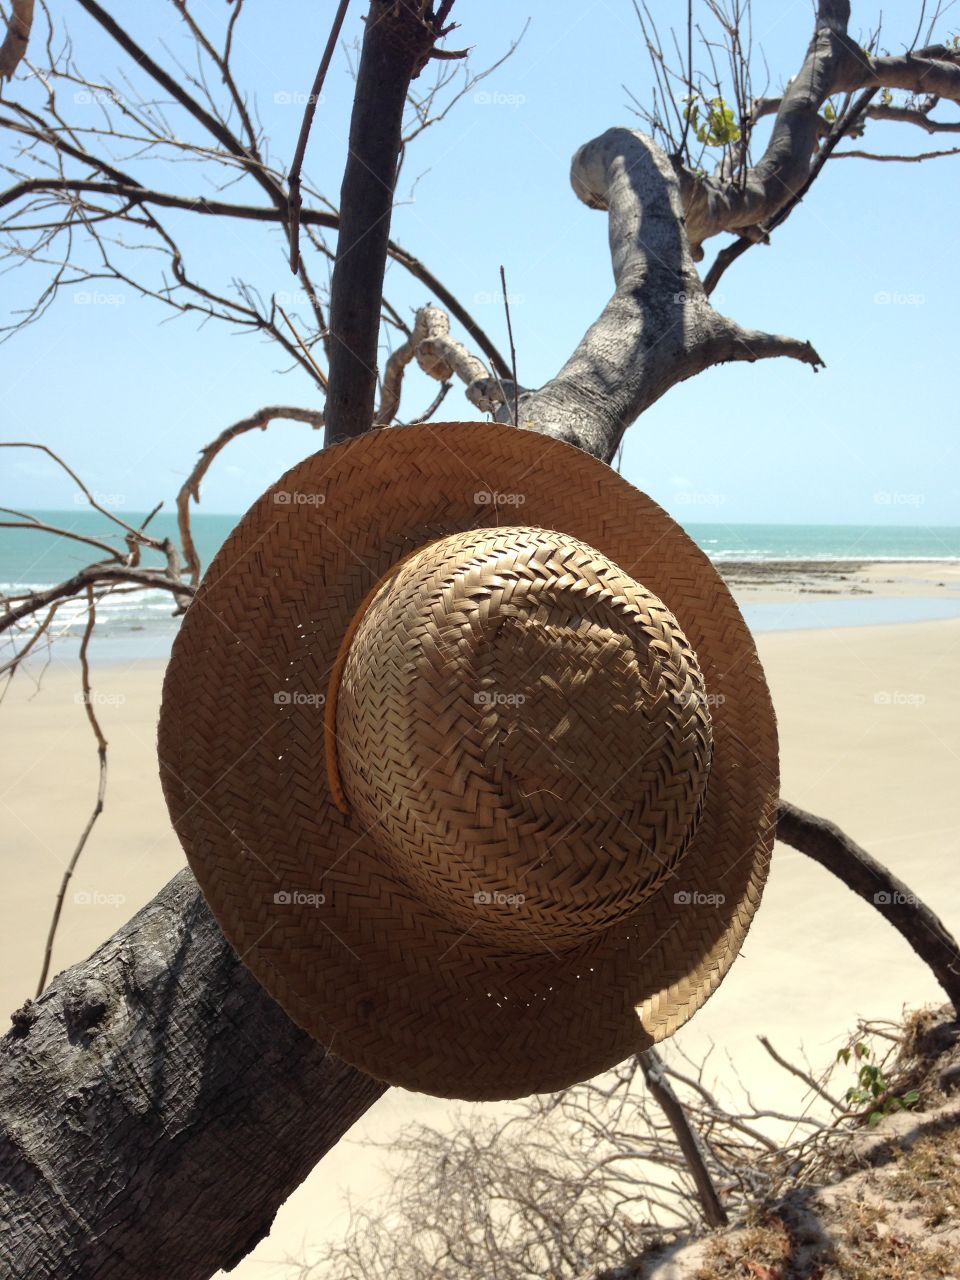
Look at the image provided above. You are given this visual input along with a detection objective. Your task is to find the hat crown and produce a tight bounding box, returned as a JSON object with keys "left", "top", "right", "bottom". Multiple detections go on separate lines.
{"left": 336, "top": 527, "right": 713, "bottom": 950}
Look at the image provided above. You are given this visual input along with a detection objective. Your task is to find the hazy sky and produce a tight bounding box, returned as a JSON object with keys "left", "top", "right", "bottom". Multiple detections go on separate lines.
{"left": 3, "top": 0, "right": 957, "bottom": 524}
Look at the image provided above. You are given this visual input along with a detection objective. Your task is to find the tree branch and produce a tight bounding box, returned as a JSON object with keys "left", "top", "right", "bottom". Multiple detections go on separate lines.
{"left": 287, "top": 0, "right": 351, "bottom": 272}
{"left": 639, "top": 1048, "right": 729, "bottom": 1229}
{"left": 324, "top": 0, "right": 458, "bottom": 444}
{"left": 517, "top": 128, "right": 823, "bottom": 462}
{"left": 0, "top": 0, "right": 33, "bottom": 78}
{"left": 34, "top": 589, "right": 107, "bottom": 996}
{"left": 777, "top": 800, "right": 960, "bottom": 1011}
{"left": 678, "top": 2, "right": 960, "bottom": 256}
{"left": 375, "top": 303, "right": 515, "bottom": 423}
{"left": 176, "top": 406, "right": 325, "bottom": 588}
{"left": 0, "top": 176, "right": 512, "bottom": 378}
{"left": 830, "top": 144, "right": 960, "bottom": 161}
{"left": 72, "top": 0, "right": 286, "bottom": 209}
{"left": 0, "top": 564, "right": 191, "bottom": 634}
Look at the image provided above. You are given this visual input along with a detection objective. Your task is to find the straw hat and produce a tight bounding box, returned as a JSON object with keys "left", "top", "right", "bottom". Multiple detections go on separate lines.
{"left": 158, "top": 421, "right": 777, "bottom": 1101}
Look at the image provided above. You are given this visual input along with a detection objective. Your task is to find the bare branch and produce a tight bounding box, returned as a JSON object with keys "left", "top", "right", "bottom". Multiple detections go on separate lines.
{"left": 640, "top": 1048, "right": 729, "bottom": 1228}
{"left": 830, "top": 143, "right": 960, "bottom": 159}
{"left": 777, "top": 800, "right": 960, "bottom": 1010}
{"left": 72, "top": 0, "right": 285, "bottom": 208}
{"left": 0, "top": 564, "right": 192, "bottom": 635}
{"left": 0, "top": 0, "right": 33, "bottom": 78}
{"left": 757, "top": 1035, "right": 845, "bottom": 1112}
{"left": 0, "top": 178, "right": 512, "bottom": 377}
{"left": 175, "top": 406, "right": 324, "bottom": 588}
{"left": 288, "top": 0, "right": 351, "bottom": 272}
{"left": 35, "top": 587, "right": 107, "bottom": 996}
{"left": 0, "top": 443, "right": 167, "bottom": 549}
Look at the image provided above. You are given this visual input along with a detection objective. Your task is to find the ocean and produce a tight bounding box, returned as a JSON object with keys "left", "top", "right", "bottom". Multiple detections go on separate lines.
{"left": 3, "top": 512, "right": 960, "bottom": 659}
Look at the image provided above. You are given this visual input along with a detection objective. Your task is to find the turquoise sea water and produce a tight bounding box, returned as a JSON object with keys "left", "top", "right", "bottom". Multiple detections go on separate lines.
{"left": 2, "top": 512, "right": 960, "bottom": 657}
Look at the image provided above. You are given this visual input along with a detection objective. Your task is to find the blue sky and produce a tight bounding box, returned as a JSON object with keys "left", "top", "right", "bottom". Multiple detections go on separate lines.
{"left": 2, "top": 0, "right": 958, "bottom": 524}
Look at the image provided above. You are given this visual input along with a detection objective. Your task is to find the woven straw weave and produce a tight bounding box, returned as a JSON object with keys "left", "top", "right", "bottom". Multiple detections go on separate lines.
{"left": 158, "top": 422, "right": 778, "bottom": 1100}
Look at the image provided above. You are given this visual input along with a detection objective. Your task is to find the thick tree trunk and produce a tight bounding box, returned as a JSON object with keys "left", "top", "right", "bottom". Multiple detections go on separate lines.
{"left": 0, "top": 870, "right": 385, "bottom": 1279}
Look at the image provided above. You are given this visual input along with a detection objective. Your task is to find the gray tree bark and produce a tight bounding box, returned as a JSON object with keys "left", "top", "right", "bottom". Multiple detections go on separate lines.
{"left": 0, "top": 871, "right": 385, "bottom": 1278}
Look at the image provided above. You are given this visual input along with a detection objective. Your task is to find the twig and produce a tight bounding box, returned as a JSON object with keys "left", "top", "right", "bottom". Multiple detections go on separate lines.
{"left": 275, "top": 302, "right": 328, "bottom": 387}
{"left": 0, "top": 179, "right": 513, "bottom": 377}
{"left": 830, "top": 145, "right": 960, "bottom": 161}
{"left": 405, "top": 380, "right": 451, "bottom": 424}
{"left": 0, "top": 602, "right": 61, "bottom": 682}
{"left": 499, "top": 263, "right": 519, "bottom": 428}
{"left": 758, "top": 1034, "right": 844, "bottom": 1112}
{"left": 288, "top": 0, "right": 351, "bottom": 272}
{"left": 0, "top": 509, "right": 123, "bottom": 562}
{"left": 704, "top": 87, "right": 880, "bottom": 294}
{"left": 0, "top": 443, "right": 168, "bottom": 550}
{"left": 35, "top": 587, "right": 107, "bottom": 995}
{"left": 0, "top": 564, "right": 193, "bottom": 634}
{"left": 175, "top": 405, "right": 325, "bottom": 588}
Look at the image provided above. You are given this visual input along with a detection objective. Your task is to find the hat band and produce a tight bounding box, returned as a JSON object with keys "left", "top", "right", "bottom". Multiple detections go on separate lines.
{"left": 323, "top": 544, "right": 428, "bottom": 816}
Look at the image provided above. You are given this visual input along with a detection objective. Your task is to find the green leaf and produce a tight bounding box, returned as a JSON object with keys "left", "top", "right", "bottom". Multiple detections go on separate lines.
{"left": 684, "top": 92, "right": 741, "bottom": 147}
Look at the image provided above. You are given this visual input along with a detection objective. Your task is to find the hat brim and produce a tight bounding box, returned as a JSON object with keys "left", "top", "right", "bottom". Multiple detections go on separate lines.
{"left": 158, "top": 422, "right": 778, "bottom": 1100}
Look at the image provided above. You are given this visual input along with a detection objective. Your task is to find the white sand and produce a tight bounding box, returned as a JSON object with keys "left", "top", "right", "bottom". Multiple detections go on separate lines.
{"left": 1, "top": 617, "right": 958, "bottom": 1276}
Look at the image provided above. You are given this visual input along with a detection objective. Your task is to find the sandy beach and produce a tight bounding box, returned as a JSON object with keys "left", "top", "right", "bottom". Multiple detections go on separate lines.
{"left": 1, "top": 561, "right": 958, "bottom": 1277}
